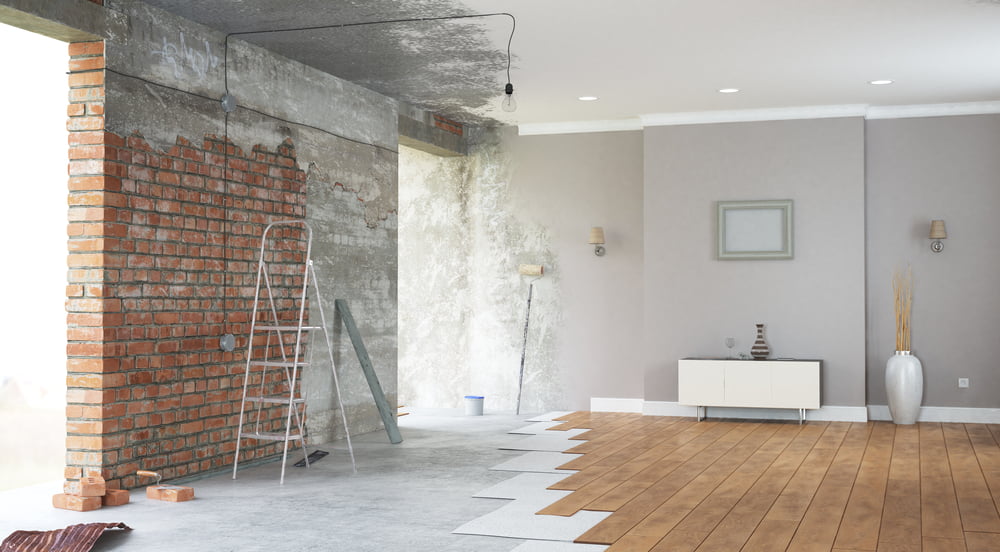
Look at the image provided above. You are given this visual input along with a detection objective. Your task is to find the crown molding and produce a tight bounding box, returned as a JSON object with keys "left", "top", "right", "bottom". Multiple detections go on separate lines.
{"left": 640, "top": 104, "right": 869, "bottom": 127}
{"left": 517, "top": 118, "right": 642, "bottom": 136}
{"left": 865, "top": 100, "right": 1000, "bottom": 120}
{"left": 516, "top": 101, "right": 1000, "bottom": 136}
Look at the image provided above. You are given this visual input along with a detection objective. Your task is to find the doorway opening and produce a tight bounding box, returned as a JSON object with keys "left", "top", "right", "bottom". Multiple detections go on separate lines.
{"left": 0, "top": 22, "right": 69, "bottom": 491}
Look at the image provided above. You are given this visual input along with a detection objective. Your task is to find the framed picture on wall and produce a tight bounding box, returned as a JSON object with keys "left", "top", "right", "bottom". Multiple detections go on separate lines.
{"left": 717, "top": 199, "right": 793, "bottom": 260}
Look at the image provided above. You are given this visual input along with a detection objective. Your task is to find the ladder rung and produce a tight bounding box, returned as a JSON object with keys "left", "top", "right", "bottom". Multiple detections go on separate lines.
{"left": 255, "top": 325, "right": 323, "bottom": 332}
{"left": 251, "top": 360, "right": 309, "bottom": 368}
{"left": 244, "top": 396, "right": 306, "bottom": 405}
{"left": 242, "top": 432, "right": 303, "bottom": 442}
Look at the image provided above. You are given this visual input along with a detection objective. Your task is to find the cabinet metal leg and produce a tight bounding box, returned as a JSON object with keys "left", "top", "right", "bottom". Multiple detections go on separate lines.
{"left": 799, "top": 408, "right": 805, "bottom": 425}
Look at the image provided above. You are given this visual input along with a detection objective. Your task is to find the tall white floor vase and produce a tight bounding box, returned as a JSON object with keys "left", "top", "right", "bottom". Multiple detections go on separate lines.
{"left": 886, "top": 350, "right": 923, "bottom": 424}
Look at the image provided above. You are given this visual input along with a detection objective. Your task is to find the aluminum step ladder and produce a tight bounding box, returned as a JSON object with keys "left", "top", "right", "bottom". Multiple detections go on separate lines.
{"left": 231, "top": 220, "right": 355, "bottom": 484}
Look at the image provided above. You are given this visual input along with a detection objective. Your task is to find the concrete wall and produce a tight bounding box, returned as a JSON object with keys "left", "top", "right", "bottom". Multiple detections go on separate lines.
{"left": 865, "top": 114, "right": 1000, "bottom": 408}
{"left": 643, "top": 118, "right": 867, "bottom": 407}
{"left": 399, "top": 129, "right": 644, "bottom": 412}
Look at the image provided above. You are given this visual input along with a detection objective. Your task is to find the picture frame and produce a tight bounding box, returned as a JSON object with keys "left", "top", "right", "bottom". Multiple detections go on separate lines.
{"left": 717, "top": 199, "right": 793, "bottom": 260}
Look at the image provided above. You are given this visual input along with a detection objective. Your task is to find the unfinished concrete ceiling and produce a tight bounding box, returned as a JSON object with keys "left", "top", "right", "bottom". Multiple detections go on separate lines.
{"left": 136, "top": 0, "right": 1000, "bottom": 127}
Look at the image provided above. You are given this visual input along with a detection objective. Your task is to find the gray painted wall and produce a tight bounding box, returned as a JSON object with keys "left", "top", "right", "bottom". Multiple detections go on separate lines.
{"left": 105, "top": 1, "right": 398, "bottom": 439}
{"left": 865, "top": 114, "right": 1000, "bottom": 408}
{"left": 643, "top": 118, "right": 867, "bottom": 407}
{"left": 398, "top": 129, "right": 644, "bottom": 412}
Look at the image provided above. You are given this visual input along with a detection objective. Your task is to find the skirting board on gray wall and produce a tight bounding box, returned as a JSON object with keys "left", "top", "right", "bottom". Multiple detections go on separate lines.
{"left": 867, "top": 405, "right": 1000, "bottom": 424}
{"left": 592, "top": 398, "right": 1000, "bottom": 423}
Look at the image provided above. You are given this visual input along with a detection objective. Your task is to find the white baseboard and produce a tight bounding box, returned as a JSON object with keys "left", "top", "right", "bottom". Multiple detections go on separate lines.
{"left": 592, "top": 398, "right": 1000, "bottom": 424}
{"left": 590, "top": 397, "right": 644, "bottom": 413}
{"left": 640, "top": 401, "right": 868, "bottom": 422}
{"left": 868, "top": 405, "right": 1000, "bottom": 423}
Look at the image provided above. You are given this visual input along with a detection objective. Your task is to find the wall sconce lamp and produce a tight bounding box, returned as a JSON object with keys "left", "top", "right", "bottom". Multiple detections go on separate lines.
{"left": 929, "top": 220, "right": 947, "bottom": 252}
{"left": 589, "top": 227, "right": 606, "bottom": 256}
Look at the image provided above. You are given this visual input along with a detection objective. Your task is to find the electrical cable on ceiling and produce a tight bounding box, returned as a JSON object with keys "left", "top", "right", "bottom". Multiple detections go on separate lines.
{"left": 215, "top": 12, "right": 517, "bottom": 350}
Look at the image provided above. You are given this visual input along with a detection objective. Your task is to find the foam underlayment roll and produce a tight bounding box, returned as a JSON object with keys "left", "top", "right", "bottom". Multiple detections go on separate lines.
{"left": 518, "top": 264, "right": 544, "bottom": 276}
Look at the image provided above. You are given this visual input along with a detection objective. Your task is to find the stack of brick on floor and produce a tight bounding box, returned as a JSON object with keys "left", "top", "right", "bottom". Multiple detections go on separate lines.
{"left": 53, "top": 468, "right": 129, "bottom": 512}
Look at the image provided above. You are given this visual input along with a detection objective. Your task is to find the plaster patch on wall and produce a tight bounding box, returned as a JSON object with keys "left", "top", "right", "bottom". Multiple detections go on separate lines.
{"left": 399, "top": 128, "right": 565, "bottom": 413}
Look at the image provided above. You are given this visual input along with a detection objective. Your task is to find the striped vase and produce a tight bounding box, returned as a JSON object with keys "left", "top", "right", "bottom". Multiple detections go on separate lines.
{"left": 751, "top": 323, "right": 769, "bottom": 359}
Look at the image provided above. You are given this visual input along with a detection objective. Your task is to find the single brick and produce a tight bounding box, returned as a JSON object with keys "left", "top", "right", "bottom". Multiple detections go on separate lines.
{"left": 146, "top": 485, "right": 194, "bottom": 502}
{"left": 53, "top": 493, "right": 102, "bottom": 512}
{"left": 102, "top": 489, "right": 130, "bottom": 506}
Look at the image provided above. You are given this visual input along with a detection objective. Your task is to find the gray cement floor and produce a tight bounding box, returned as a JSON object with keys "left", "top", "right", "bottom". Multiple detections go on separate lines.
{"left": 0, "top": 410, "right": 545, "bottom": 551}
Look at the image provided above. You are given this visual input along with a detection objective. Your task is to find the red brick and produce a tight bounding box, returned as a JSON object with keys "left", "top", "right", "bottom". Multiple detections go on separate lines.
{"left": 53, "top": 493, "right": 102, "bottom": 511}
{"left": 103, "top": 489, "right": 130, "bottom": 506}
{"left": 69, "top": 41, "right": 104, "bottom": 57}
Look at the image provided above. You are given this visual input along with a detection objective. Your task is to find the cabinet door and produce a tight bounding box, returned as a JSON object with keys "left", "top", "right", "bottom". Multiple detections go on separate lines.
{"left": 724, "top": 364, "right": 772, "bottom": 407}
{"left": 770, "top": 363, "right": 820, "bottom": 408}
{"left": 678, "top": 361, "right": 724, "bottom": 405}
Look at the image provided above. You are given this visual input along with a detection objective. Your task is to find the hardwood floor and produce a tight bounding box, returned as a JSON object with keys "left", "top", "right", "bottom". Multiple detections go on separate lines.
{"left": 536, "top": 412, "right": 1000, "bottom": 552}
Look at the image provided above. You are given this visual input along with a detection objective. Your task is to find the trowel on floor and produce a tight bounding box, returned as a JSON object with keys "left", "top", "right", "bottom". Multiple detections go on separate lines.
{"left": 137, "top": 470, "right": 195, "bottom": 502}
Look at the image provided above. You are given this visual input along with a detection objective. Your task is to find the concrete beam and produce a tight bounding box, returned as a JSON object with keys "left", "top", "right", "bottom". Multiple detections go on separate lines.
{"left": 398, "top": 102, "right": 467, "bottom": 157}
{"left": 0, "top": 0, "right": 127, "bottom": 43}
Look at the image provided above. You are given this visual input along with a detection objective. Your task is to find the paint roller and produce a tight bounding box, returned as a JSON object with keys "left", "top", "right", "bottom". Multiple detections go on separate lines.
{"left": 516, "top": 264, "right": 544, "bottom": 415}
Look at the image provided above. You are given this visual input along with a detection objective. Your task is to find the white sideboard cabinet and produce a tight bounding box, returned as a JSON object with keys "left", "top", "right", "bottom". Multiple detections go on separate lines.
{"left": 678, "top": 358, "right": 820, "bottom": 423}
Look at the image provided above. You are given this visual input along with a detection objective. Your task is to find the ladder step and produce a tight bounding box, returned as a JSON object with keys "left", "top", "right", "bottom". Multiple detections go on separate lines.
{"left": 250, "top": 360, "right": 310, "bottom": 368}
{"left": 245, "top": 396, "right": 306, "bottom": 405}
{"left": 255, "top": 325, "right": 323, "bottom": 332}
{"left": 242, "top": 432, "right": 303, "bottom": 442}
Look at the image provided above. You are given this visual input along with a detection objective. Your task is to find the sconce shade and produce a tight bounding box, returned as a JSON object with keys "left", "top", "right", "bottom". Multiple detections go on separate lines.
{"left": 929, "top": 220, "right": 947, "bottom": 240}
{"left": 588, "top": 227, "right": 605, "bottom": 245}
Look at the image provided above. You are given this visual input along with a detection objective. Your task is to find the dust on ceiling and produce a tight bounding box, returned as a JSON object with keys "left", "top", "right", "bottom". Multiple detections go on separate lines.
{"left": 133, "top": 0, "right": 511, "bottom": 125}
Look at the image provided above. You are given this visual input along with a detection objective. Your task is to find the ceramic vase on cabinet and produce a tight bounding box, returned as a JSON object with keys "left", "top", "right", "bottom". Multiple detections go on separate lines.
{"left": 751, "top": 324, "right": 769, "bottom": 360}
{"left": 885, "top": 351, "right": 922, "bottom": 424}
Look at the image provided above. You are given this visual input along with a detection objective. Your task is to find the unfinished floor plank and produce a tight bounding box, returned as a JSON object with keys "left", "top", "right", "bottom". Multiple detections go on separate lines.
{"left": 966, "top": 531, "right": 1000, "bottom": 552}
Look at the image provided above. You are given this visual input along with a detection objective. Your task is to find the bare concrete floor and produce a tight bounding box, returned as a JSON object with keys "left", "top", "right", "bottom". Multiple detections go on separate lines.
{"left": 0, "top": 410, "right": 541, "bottom": 551}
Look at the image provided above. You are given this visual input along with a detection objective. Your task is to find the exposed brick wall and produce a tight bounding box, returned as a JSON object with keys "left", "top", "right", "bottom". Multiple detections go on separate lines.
{"left": 67, "top": 40, "right": 312, "bottom": 489}
{"left": 433, "top": 114, "right": 463, "bottom": 136}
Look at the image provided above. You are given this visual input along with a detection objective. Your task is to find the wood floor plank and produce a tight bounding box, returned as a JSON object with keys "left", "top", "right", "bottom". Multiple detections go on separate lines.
{"left": 581, "top": 422, "right": 733, "bottom": 512}
{"left": 694, "top": 422, "right": 852, "bottom": 551}
{"left": 624, "top": 423, "right": 780, "bottom": 538}
{"left": 965, "top": 424, "right": 1000, "bottom": 519}
{"left": 833, "top": 421, "right": 895, "bottom": 551}
{"left": 549, "top": 419, "right": 698, "bottom": 491}
{"left": 878, "top": 424, "right": 921, "bottom": 548}
{"left": 687, "top": 423, "right": 825, "bottom": 550}
{"left": 922, "top": 537, "right": 967, "bottom": 551}
{"left": 574, "top": 423, "right": 757, "bottom": 544}
{"left": 920, "top": 423, "right": 965, "bottom": 540}
{"left": 785, "top": 422, "right": 872, "bottom": 552}
{"left": 941, "top": 423, "right": 1000, "bottom": 533}
{"left": 965, "top": 531, "right": 1000, "bottom": 551}
{"left": 529, "top": 413, "right": 1000, "bottom": 551}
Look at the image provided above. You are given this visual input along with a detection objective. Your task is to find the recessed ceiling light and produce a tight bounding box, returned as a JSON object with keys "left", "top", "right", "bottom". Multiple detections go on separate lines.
{"left": 718, "top": 88, "right": 740, "bottom": 94}
{"left": 869, "top": 79, "right": 894, "bottom": 85}
{"left": 578, "top": 96, "right": 599, "bottom": 101}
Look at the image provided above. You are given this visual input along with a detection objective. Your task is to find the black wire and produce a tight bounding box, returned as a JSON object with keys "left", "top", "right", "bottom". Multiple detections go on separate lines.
{"left": 223, "top": 12, "right": 516, "bottom": 89}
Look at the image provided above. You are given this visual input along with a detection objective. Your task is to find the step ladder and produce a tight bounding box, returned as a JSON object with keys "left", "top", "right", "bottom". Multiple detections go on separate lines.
{"left": 231, "top": 220, "right": 356, "bottom": 484}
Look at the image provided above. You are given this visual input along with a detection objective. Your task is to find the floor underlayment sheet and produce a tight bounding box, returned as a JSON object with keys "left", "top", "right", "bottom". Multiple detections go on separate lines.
{"left": 455, "top": 412, "right": 610, "bottom": 551}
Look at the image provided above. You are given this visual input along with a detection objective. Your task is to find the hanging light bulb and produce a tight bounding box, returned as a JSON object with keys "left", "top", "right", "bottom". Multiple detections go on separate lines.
{"left": 501, "top": 82, "right": 517, "bottom": 112}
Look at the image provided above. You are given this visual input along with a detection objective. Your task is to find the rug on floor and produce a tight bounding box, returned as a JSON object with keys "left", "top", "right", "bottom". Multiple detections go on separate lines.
{"left": 1, "top": 522, "right": 131, "bottom": 552}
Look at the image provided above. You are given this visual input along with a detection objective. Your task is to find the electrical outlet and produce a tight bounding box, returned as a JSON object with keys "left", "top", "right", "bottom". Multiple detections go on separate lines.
{"left": 958, "top": 378, "right": 969, "bottom": 388}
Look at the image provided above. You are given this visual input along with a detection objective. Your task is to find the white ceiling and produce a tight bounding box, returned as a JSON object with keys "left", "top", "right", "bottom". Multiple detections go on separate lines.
{"left": 468, "top": 0, "right": 1000, "bottom": 127}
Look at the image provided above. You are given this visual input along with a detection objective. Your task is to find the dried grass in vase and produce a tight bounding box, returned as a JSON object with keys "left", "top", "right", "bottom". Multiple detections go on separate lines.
{"left": 892, "top": 267, "right": 912, "bottom": 352}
